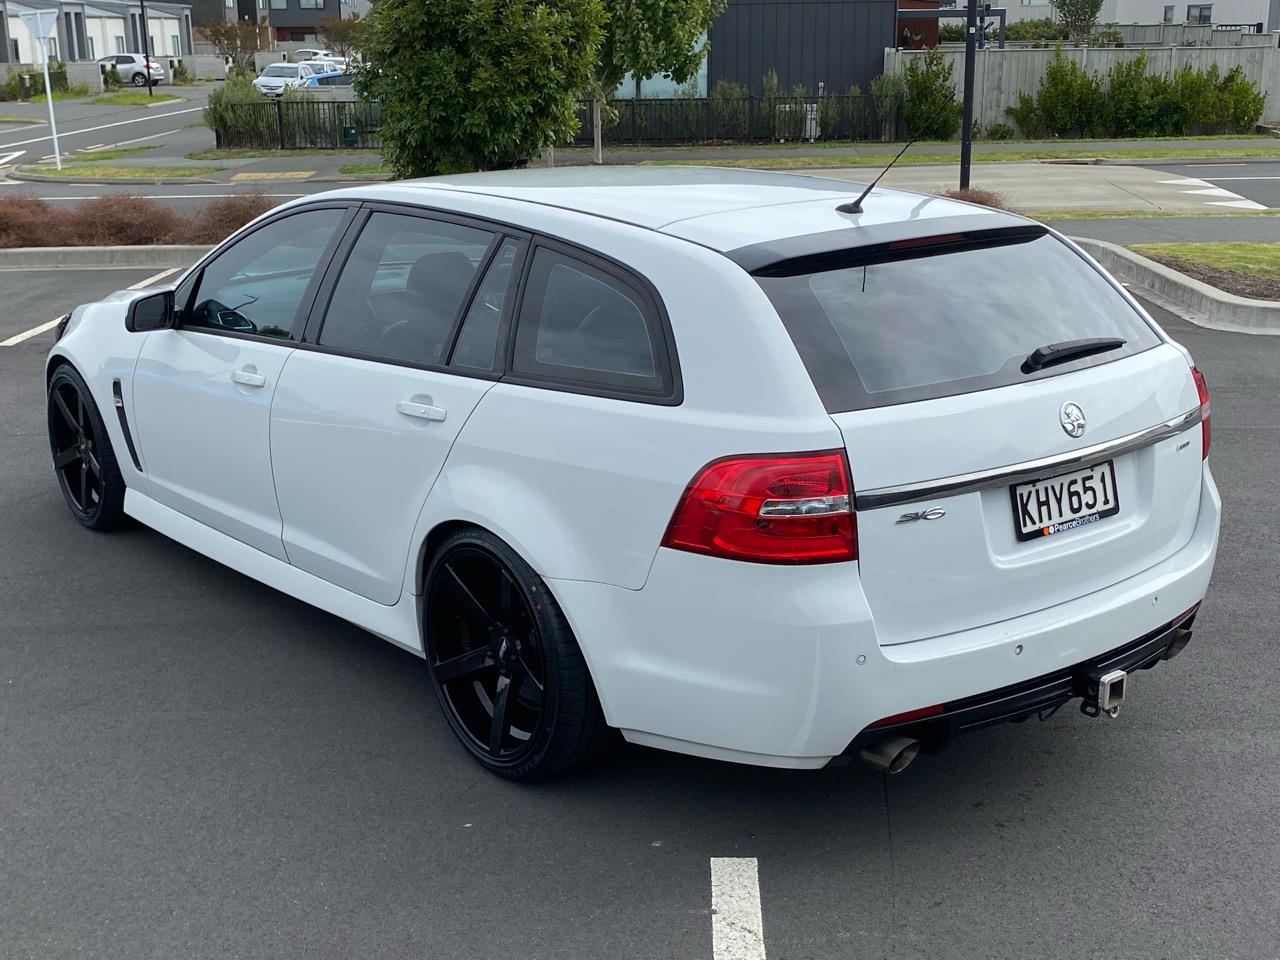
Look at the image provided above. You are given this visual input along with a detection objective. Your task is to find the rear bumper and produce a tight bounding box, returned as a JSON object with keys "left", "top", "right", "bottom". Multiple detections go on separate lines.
{"left": 551, "top": 464, "right": 1220, "bottom": 770}
{"left": 835, "top": 602, "right": 1199, "bottom": 764}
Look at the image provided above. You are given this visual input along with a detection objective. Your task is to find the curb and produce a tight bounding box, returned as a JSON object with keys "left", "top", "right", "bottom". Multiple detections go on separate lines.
{"left": 1073, "top": 237, "right": 1280, "bottom": 335}
{"left": 1046, "top": 154, "right": 1280, "bottom": 165}
{"left": 0, "top": 245, "right": 211, "bottom": 269}
{"left": 10, "top": 169, "right": 219, "bottom": 185}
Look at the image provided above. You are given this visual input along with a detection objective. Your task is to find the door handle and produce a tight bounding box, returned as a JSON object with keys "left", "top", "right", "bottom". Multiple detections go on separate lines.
{"left": 231, "top": 369, "right": 266, "bottom": 388}
{"left": 396, "top": 400, "right": 447, "bottom": 422}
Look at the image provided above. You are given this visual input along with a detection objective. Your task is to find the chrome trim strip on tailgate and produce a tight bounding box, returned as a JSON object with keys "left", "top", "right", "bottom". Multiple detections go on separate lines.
{"left": 855, "top": 406, "right": 1203, "bottom": 511}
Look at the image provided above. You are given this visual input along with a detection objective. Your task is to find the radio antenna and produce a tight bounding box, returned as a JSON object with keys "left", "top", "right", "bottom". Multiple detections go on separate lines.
{"left": 837, "top": 97, "right": 958, "bottom": 215}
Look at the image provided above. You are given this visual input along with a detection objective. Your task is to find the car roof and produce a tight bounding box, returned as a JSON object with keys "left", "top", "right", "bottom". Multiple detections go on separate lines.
{"left": 356, "top": 166, "right": 1031, "bottom": 259}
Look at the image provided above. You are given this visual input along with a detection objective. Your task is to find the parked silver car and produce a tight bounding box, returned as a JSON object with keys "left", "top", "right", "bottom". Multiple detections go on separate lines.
{"left": 98, "top": 54, "right": 165, "bottom": 86}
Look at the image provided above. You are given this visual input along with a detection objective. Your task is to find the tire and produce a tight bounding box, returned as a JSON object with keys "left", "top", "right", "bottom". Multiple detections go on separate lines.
{"left": 131, "top": 72, "right": 146, "bottom": 86}
{"left": 46, "top": 365, "right": 127, "bottom": 531}
{"left": 422, "top": 528, "right": 610, "bottom": 781}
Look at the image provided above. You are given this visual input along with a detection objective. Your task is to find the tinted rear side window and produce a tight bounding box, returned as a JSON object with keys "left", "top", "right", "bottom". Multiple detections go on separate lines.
{"left": 756, "top": 232, "right": 1162, "bottom": 412}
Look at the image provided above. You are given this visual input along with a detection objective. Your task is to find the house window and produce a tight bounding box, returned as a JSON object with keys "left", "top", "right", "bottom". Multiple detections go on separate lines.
{"left": 47, "top": 37, "right": 58, "bottom": 60}
{"left": 115, "top": 35, "right": 126, "bottom": 53}
{"left": 1163, "top": 4, "right": 1175, "bottom": 20}
{"left": 87, "top": 36, "right": 95, "bottom": 57}
{"left": 299, "top": 0, "right": 323, "bottom": 8}
{"left": 271, "top": 0, "right": 286, "bottom": 8}
{"left": 1186, "top": 3, "right": 1212, "bottom": 21}
{"left": 10, "top": 39, "right": 18, "bottom": 62}
{"left": 170, "top": 34, "right": 179, "bottom": 52}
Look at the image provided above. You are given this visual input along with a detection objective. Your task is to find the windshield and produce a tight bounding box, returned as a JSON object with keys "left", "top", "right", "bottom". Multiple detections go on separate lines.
{"left": 262, "top": 65, "right": 298, "bottom": 78}
{"left": 756, "top": 231, "right": 1162, "bottom": 412}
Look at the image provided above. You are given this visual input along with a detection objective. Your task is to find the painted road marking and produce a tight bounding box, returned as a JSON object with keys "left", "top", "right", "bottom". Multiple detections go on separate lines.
{"left": 710, "top": 858, "right": 767, "bottom": 960}
{"left": 1, "top": 268, "right": 181, "bottom": 347}
{"left": 0, "top": 150, "right": 24, "bottom": 166}
{"left": 106, "top": 128, "right": 180, "bottom": 149}
{"left": 1158, "top": 176, "right": 1268, "bottom": 211}
{"left": 1, "top": 316, "right": 64, "bottom": 346}
{"left": 0, "top": 106, "right": 203, "bottom": 150}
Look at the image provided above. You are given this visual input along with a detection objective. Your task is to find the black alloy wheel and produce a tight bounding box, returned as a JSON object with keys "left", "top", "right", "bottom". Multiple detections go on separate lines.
{"left": 47, "top": 366, "right": 126, "bottom": 530}
{"left": 422, "top": 529, "right": 608, "bottom": 780}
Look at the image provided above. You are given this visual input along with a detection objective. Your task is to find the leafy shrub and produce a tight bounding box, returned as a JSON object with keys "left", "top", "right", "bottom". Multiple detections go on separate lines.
{"left": 1102, "top": 52, "right": 1173, "bottom": 137}
{"left": 985, "top": 121, "right": 1015, "bottom": 140}
{"left": 870, "top": 71, "right": 904, "bottom": 140}
{"left": 939, "top": 23, "right": 964, "bottom": 43}
{"left": 71, "top": 195, "right": 183, "bottom": 245}
{"left": 1004, "top": 91, "right": 1039, "bottom": 137}
{"left": 104, "top": 66, "right": 123, "bottom": 91}
{"left": 172, "top": 61, "right": 195, "bottom": 85}
{"left": 1216, "top": 65, "right": 1266, "bottom": 133}
{"left": 0, "top": 196, "right": 66, "bottom": 247}
{"left": 1034, "top": 45, "right": 1103, "bottom": 136}
{"left": 709, "top": 80, "right": 749, "bottom": 140}
{"left": 1004, "top": 17, "right": 1067, "bottom": 42}
{"left": 902, "top": 50, "right": 962, "bottom": 140}
{"left": 187, "top": 191, "right": 272, "bottom": 242}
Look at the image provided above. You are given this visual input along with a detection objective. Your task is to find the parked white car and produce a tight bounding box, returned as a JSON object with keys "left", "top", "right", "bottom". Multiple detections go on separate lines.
{"left": 45, "top": 168, "right": 1219, "bottom": 780}
{"left": 290, "top": 48, "right": 331, "bottom": 62}
{"left": 98, "top": 53, "right": 165, "bottom": 86}
{"left": 252, "top": 62, "right": 316, "bottom": 97}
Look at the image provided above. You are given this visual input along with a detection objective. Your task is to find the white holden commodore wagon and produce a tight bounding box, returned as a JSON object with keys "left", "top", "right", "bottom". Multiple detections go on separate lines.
{"left": 46, "top": 168, "right": 1218, "bottom": 779}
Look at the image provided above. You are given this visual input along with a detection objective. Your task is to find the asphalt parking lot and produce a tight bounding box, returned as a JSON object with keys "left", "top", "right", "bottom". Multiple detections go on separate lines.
{"left": 2, "top": 268, "right": 1278, "bottom": 960}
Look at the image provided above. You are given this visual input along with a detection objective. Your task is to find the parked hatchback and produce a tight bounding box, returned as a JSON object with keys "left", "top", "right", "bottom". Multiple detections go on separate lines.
{"left": 45, "top": 168, "right": 1218, "bottom": 780}
{"left": 98, "top": 53, "right": 164, "bottom": 86}
{"left": 252, "top": 62, "right": 315, "bottom": 97}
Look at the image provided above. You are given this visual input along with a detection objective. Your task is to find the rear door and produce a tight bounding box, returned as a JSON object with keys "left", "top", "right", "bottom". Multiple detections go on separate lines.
{"left": 755, "top": 228, "right": 1206, "bottom": 646}
{"left": 269, "top": 207, "right": 525, "bottom": 604}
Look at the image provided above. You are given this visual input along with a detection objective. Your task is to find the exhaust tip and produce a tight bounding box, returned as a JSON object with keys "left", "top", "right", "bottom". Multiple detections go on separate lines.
{"left": 1163, "top": 627, "right": 1192, "bottom": 661}
{"left": 859, "top": 735, "right": 922, "bottom": 775}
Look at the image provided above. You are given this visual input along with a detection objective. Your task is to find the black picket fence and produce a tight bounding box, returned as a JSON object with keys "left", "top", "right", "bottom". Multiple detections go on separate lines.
{"left": 211, "top": 99, "right": 383, "bottom": 150}
{"left": 569, "top": 95, "right": 904, "bottom": 145}
{"left": 209, "top": 95, "right": 905, "bottom": 151}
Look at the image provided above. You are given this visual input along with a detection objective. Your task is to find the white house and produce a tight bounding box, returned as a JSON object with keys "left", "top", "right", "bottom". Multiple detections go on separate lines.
{"left": 3, "top": 0, "right": 191, "bottom": 63}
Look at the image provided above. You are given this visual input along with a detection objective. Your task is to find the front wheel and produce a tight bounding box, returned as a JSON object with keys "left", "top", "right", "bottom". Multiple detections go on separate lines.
{"left": 131, "top": 72, "right": 147, "bottom": 86}
{"left": 422, "top": 529, "right": 609, "bottom": 780}
{"left": 47, "top": 365, "right": 126, "bottom": 530}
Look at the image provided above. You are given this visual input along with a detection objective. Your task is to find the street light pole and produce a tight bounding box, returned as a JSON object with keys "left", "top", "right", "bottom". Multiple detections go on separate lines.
{"left": 139, "top": 0, "right": 153, "bottom": 96}
{"left": 959, "top": 0, "right": 977, "bottom": 189}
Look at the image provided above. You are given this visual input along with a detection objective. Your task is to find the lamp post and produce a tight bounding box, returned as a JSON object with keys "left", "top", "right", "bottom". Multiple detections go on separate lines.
{"left": 959, "top": 0, "right": 977, "bottom": 189}
{"left": 139, "top": 0, "right": 153, "bottom": 96}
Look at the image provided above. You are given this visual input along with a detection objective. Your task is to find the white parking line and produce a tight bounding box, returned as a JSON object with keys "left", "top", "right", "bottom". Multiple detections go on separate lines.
{"left": 0, "top": 267, "right": 180, "bottom": 347}
{"left": 710, "top": 858, "right": 767, "bottom": 960}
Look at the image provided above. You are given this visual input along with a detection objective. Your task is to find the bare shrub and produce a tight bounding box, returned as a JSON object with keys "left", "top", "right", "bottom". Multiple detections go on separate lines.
{"left": 940, "top": 187, "right": 1013, "bottom": 211}
{"left": 187, "top": 191, "right": 273, "bottom": 244}
{"left": 65, "top": 194, "right": 183, "bottom": 246}
{"left": 0, "top": 196, "right": 70, "bottom": 248}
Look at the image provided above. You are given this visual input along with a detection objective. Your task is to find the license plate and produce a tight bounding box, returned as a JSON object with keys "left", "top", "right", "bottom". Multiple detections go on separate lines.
{"left": 1010, "top": 461, "right": 1119, "bottom": 541}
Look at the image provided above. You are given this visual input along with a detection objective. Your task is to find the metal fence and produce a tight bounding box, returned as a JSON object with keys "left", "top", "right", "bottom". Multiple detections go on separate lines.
{"left": 211, "top": 99, "right": 383, "bottom": 150}
{"left": 569, "top": 95, "right": 903, "bottom": 145}
{"left": 209, "top": 95, "right": 903, "bottom": 151}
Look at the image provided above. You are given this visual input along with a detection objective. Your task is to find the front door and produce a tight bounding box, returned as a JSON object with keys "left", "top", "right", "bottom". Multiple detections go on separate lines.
{"left": 270, "top": 209, "right": 524, "bottom": 603}
{"left": 132, "top": 206, "right": 349, "bottom": 560}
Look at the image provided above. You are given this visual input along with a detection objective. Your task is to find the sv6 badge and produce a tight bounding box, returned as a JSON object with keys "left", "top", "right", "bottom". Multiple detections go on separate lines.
{"left": 896, "top": 507, "right": 947, "bottom": 524}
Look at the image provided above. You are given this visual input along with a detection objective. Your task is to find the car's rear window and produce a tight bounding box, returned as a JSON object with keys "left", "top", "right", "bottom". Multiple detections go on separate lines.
{"left": 755, "top": 231, "right": 1162, "bottom": 412}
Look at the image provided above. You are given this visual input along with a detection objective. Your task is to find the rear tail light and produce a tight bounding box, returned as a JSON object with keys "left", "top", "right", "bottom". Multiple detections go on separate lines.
{"left": 1191, "top": 365, "right": 1210, "bottom": 459}
{"left": 661, "top": 450, "right": 857, "bottom": 564}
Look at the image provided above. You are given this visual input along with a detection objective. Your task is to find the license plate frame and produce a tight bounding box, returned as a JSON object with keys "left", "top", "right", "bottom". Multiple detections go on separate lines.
{"left": 1009, "top": 460, "right": 1120, "bottom": 542}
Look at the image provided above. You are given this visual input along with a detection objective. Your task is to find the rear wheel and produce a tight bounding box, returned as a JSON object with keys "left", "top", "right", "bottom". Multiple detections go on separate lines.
{"left": 131, "top": 72, "right": 146, "bottom": 86}
{"left": 47, "top": 365, "right": 126, "bottom": 530}
{"left": 422, "top": 528, "right": 608, "bottom": 780}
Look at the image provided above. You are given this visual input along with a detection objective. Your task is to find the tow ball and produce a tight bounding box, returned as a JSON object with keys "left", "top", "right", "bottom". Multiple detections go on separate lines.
{"left": 1081, "top": 669, "right": 1127, "bottom": 719}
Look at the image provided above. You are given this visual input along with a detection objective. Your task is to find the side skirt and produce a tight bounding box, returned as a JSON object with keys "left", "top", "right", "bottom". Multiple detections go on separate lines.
{"left": 124, "top": 490, "right": 424, "bottom": 656}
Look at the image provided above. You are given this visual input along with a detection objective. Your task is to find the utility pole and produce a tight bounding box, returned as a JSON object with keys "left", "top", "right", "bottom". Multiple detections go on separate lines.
{"left": 139, "top": 0, "right": 153, "bottom": 96}
{"left": 959, "top": 0, "right": 977, "bottom": 189}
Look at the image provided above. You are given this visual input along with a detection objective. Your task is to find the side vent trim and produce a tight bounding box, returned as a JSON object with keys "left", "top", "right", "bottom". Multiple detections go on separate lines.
{"left": 111, "top": 379, "right": 143, "bottom": 472}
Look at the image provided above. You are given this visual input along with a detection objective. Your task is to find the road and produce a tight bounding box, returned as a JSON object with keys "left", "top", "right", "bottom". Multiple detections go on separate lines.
{"left": 1, "top": 267, "right": 1277, "bottom": 960}
{"left": 1150, "top": 159, "right": 1280, "bottom": 209}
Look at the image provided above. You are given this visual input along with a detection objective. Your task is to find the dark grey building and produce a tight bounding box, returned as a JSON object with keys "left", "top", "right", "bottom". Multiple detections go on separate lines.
{"left": 707, "top": 0, "right": 897, "bottom": 95}
{"left": 263, "top": 0, "right": 339, "bottom": 43}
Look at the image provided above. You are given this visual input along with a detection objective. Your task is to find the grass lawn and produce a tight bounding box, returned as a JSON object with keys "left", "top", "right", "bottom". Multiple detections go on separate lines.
{"left": 188, "top": 148, "right": 380, "bottom": 160}
{"left": 91, "top": 91, "right": 181, "bottom": 107}
{"left": 1130, "top": 242, "right": 1280, "bottom": 278}
{"left": 21, "top": 163, "right": 219, "bottom": 179}
{"left": 1129, "top": 242, "right": 1280, "bottom": 300}
{"left": 70, "top": 145, "right": 160, "bottom": 162}
{"left": 338, "top": 162, "right": 389, "bottom": 175}
{"left": 646, "top": 146, "right": 1280, "bottom": 169}
{"left": 1028, "top": 208, "right": 1280, "bottom": 220}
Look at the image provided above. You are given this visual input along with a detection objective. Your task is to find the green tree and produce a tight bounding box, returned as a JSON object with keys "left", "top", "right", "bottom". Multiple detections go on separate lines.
{"left": 319, "top": 13, "right": 365, "bottom": 60}
{"left": 1050, "top": 0, "right": 1103, "bottom": 42}
{"left": 588, "top": 0, "right": 726, "bottom": 163}
{"left": 356, "top": 0, "right": 604, "bottom": 177}
{"left": 902, "top": 50, "right": 962, "bottom": 140}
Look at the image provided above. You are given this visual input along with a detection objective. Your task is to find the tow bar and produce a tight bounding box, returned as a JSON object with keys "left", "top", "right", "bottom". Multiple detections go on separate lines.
{"left": 1082, "top": 668, "right": 1127, "bottom": 719}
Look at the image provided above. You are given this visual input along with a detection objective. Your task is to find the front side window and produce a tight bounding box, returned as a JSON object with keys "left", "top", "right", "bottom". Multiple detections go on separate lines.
{"left": 318, "top": 212, "right": 494, "bottom": 365}
{"left": 756, "top": 231, "right": 1162, "bottom": 412}
{"left": 512, "top": 247, "right": 673, "bottom": 398}
{"left": 183, "top": 208, "right": 344, "bottom": 340}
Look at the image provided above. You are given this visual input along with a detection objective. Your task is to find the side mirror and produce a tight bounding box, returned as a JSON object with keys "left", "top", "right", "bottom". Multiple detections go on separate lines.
{"left": 126, "top": 290, "right": 174, "bottom": 332}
